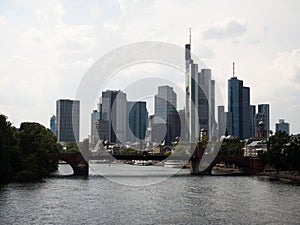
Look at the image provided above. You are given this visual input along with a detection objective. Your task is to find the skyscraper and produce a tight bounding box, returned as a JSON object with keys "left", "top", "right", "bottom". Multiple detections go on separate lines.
{"left": 258, "top": 104, "right": 270, "bottom": 137}
{"left": 90, "top": 109, "right": 101, "bottom": 144}
{"left": 56, "top": 99, "right": 80, "bottom": 142}
{"left": 228, "top": 64, "right": 251, "bottom": 140}
{"left": 153, "top": 85, "right": 178, "bottom": 144}
{"left": 250, "top": 105, "right": 256, "bottom": 137}
{"left": 185, "top": 31, "right": 215, "bottom": 142}
{"left": 127, "top": 101, "right": 148, "bottom": 142}
{"left": 154, "top": 85, "right": 177, "bottom": 123}
{"left": 228, "top": 76, "right": 243, "bottom": 139}
{"left": 218, "top": 106, "right": 226, "bottom": 138}
{"left": 242, "top": 86, "right": 251, "bottom": 139}
{"left": 50, "top": 114, "right": 56, "bottom": 135}
{"left": 101, "top": 90, "right": 127, "bottom": 143}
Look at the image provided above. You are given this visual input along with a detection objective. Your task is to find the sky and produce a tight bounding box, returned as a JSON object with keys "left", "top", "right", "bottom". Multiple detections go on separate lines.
{"left": 0, "top": 0, "right": 300, "bottom": 140}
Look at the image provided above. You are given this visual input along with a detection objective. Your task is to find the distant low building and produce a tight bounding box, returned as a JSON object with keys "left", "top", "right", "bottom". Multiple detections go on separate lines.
{"left": 275, "top": 119, "right": 290, "bottom": 134}
{"left": 244, "top": 140, "right": 267, "bottom": 157}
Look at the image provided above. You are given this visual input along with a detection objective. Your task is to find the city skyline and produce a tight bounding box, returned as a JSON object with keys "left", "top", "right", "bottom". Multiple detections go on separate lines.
{"left": 0, "top": 1, "right": 299, "bottom": 140}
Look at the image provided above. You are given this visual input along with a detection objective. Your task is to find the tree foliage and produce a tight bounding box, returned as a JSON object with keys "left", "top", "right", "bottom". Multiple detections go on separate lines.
{"left": 266, "top": 131, "right": 289, "bottom": 173}
{"left": 0, "top": 114, "right": 61, "bottom": 184}
{"left": 219, "top": 138, "right": 244, "bottom": 156}
{"left": 120, "top": 148, "right": 138, "bottom": 155}
{"left": 66, "top": 142, "right": 80, "bottom": 153}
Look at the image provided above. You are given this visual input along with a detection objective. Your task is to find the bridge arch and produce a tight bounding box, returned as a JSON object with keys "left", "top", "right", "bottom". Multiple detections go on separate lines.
{"left": 199, "top": 155, "right": 263, "bottom": 175}
{"left": 48, "top": 152, "right": 89, "bottom": 176}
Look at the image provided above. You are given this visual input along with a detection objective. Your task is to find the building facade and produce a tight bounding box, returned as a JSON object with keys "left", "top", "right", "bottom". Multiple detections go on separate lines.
{"left": 275, "top": 119, "right": 290, "bottom": 134}
{"left": 258, "top": 104, "right": 270, "bottom": 137}
{"left": 127, "top": 101, "right": 148, "bottom": 143}
{"left": 50, "top": 115, "right": 56, "bottom": 135}
{"left": 101, "top": 90, "right": 127, "bottom": 143}
{"left": 154, "top": 85, "right": 177, "bottom": 123}
{"left": 90, "top": 109, "right": 101, "bottom": 145}
{"left": 250, "top": 105, "right": 256, "bottom": 137}
{"left": 185, "top": 38, "right": 215, "bottom": 142}
{"left": 228, "top": 74, "right": 251, "bottom": 140}
{"left": 56, "top": 99, "right": 80, "bottom": 143}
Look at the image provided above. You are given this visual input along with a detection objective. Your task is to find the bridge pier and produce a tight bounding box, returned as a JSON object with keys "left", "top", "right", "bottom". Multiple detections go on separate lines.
{"left": 48, "top": 152, "right": 89, "bottom": 176}
{"left": 190, "top": 156, "right": 201, "bottom": 175}
{"left": 71, "top": 162, "right": 89, "bottom": 176}
{"left": 189, "top": 142, "right": 205, "bottom": 175}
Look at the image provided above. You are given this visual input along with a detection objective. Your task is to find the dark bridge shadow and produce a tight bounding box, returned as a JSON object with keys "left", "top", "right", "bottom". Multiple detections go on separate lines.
{"left": 48, "top": 152, "right": 89, "bottom": 176}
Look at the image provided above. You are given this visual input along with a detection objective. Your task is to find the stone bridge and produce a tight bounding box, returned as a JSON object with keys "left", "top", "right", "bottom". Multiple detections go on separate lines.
{"left": 190, "top": 142, "right": 263, "bottom": 175}
{"left": 48, "top": 152, "right": 89, "bottom": 176}
{"left": 49, "top": 142, "right": 263, "bottom": 176}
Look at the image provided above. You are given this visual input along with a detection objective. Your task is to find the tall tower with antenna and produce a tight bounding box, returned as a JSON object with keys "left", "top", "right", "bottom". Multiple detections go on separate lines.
{"left": 233, "top": 62, "right": 235, "bottom": 77}
{"left": 185, "top": 28, "right": 214, "bottom": 142}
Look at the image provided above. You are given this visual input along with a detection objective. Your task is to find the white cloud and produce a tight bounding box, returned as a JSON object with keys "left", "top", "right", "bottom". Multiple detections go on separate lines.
{"left": 1, "top": 0, "right": 300, "bottom": 137}
{"left": 103, "top": 22, "right": 119, "bottom": 31}
{"left": 202, "top": 18, "right": 247, "bottom": 40}
{"left": 0, "top": 16, "right": 8, "bottom": 26}
{"left": 273, "top": 49, "right": 300, "bottom": 83}
{"left": 23, "top": 27, "right": 43, "bottom": 42}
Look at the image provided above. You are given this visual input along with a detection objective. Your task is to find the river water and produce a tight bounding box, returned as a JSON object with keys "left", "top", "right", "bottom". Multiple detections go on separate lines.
{"left": 0, "top": 163, "right": 300, "bottom": 225}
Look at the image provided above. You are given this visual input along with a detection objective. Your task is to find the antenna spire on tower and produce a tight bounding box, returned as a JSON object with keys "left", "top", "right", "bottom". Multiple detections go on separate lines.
{"left": 233, "top": 61, "right": 235, "bottom": 77}
{"left": 189, "top": 27, "right": 191, "bottom": 45}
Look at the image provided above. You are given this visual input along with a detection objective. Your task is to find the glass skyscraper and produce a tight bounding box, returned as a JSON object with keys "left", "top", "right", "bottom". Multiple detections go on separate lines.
{"left": 56, "top": 99, "right": 80, "bottom": 142}
{"left": 185, "top": 36, "right": 215, "bottom": 142}
{"left": 101, "top": 90, "right": 127, "bottom": 143}
{"left": 127, "top": 101, "right": 148, "bottom": 142}
{"left": 154, "top": 85, "right": 177, "bottom": 123}
{"left": 228, "top": 76, "right": 251, "bottom": 140}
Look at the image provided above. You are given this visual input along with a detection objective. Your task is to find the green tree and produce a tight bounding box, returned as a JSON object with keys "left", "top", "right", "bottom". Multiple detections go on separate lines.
{"left": 219, "top": 138, "right": 244, "bottom": 156}
{"left": 267, "top": 131, "right": 289, "bottom": 174}
{"left": 285, "top": 137, "right": 300, "bottom": 173}
{"left": 120, "top": 148, "right": 138, "bottom": 155}
{"left": 17, "top": 122, "right": 61, "bottom": 180}
{"left": 0, "top": 114, "right": 17, "bottom": 184}
{"left": 66, "top": 142, "right": 80, "bottom": 153}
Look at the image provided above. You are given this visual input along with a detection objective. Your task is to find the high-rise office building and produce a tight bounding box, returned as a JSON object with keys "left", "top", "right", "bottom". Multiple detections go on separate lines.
{"left": 166, "top": 111, "right": 181, "bottom": 145}
{"left": 100, "top": 90, "right": 127, "bottom": 143}
{"left": 95, "top": 120, "right": 110, "bottom": 141}
{"left": 228, "top": 76, "right": 243, "bottom": 139}
{"left": 218, "top": 106, "right": 226, "bottom": 138}
{"left": 154, "top": 85, "right": 177, "bottom": 123}
{"left": 56, "top": 99, "right": 80, "bottom": 142}
{"left": 178, "top": 109, "right": 187, "bottom": 141}
{"left": 127, "top": 101, "right": 148, "bottom": 142}
{"left": 185, "top": 31, "right": 215, "bottom": 142}
{"left": 225, "top": 112, "right": 233, "bottom": 136}
{"left": 258, "top": 104, "right": 270, "bottom": 137}
{"left": 217, "top": 106, "right": 233, "bottom": 137}
{"left": 228, "top": 64, "right": 251, "bottom": 139}
{"left": 90, "top": 109, "right": 101, "bottom": 145}
{"left": 242, "top": 87, "right": 251, "bottom": 139}
{"left": 250, "top": 105, "right": 256, "bottom": 137}
{"left": 153, "top": 85, "right": 178, "bottom": 144}
{"left": 275, "top": 119, "right": 290, "bottom": 134}
{"left": 50, "top": 114, "right": 56, "bottom": 135}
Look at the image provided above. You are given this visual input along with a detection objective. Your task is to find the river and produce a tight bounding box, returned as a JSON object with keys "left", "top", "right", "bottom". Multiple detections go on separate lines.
{"left": 0, "top": 163, "right": 299, "bottom": 225}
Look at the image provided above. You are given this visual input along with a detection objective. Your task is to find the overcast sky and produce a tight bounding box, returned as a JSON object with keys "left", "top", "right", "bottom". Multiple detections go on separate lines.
{"left": 1, "top": 0, "right": 299, "bottom": 140}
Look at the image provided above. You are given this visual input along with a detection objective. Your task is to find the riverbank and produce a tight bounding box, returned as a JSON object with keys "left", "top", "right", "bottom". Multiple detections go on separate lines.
{"left": 257, "top": 171, "right": 300, "bottom": 183}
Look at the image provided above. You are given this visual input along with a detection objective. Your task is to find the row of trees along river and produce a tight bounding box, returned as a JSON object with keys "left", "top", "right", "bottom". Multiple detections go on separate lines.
{"left": 1, "top": 113, "right": 300, "bottom": 184}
